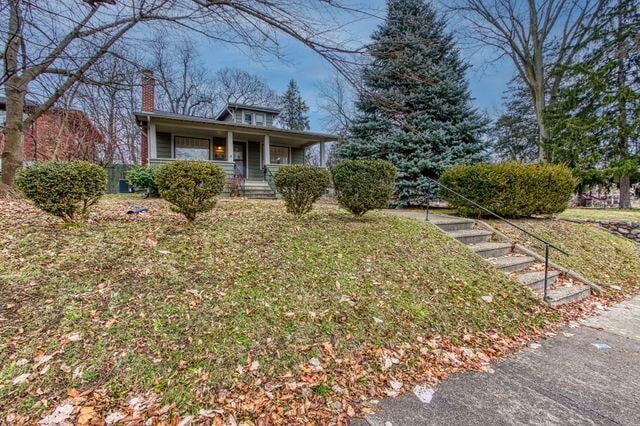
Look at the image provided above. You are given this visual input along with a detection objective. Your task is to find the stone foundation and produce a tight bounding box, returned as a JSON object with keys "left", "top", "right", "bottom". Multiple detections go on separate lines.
{"left": 563, "top": 218, "right": 640, "bottom": 243}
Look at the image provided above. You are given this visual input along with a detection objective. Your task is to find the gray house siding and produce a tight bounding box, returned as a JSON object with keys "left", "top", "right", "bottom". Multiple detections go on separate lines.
{"left": 291, "top": 147, "right": 304, "bottom": 164}
{"left": 157, "top": 132, "right": 172, "bottom": 158}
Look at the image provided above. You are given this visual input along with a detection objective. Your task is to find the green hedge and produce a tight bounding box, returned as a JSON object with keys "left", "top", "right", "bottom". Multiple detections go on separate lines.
{"left": 155, "top": 161, "right": 226, "bottom": 221}
{"left": 127, "top": 165, "right": 158, "bottom": 196}
{"left": 439, "top": 162, "right": 577, "bottom": 218}
{"left": 331, "top": 159, "right": 396, "bottom": 216}
{"left": 273, "top": 165, "right": 331, "bottom": 217}
{"left": 15, "top": 161, "right": 106, "bottom": 222}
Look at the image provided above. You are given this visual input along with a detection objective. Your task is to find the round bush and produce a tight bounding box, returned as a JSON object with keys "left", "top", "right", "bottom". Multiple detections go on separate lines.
{"left": 273, "top": 165, "right": 331, "bottom": 217}
{"left": 15, "top": 161, "right": 106, "bottom": 222}
{"left": 439, "top": 162, "right": 577, "bottom": 218}
{"left": 331, "top": 159, "right": 396, "bottom": 216}
{"left": 154, "top": 160, "right": 226, "bottom": 221}
{"left": 127, "top": 165, "right": 158, "bottom": 196}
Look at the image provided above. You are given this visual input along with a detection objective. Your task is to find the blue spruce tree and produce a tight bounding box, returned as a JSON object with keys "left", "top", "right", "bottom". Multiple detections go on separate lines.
{"left": 339, "top": 0, "right": 487, "bottom": 205}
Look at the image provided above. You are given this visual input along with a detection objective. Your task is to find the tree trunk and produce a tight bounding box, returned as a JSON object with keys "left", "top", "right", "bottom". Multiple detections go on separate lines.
{"left": 2, "top": 2, "right": 25, "bottom": 187}
{"left": 1, "top": 82, "right": 26, "bottom": 186}
{"left": 619, "top": 174, "right": 631, "bottom": 209}
{"left": 616, "top": 1, "right": 631, "bottom": 210}
{"left": 532, "top": 82, "right": 549, "bottom": 163}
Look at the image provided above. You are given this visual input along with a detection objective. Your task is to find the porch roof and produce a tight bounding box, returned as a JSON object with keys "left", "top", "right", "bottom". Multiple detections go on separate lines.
{"left": 134, "top": 110, "right": 339, "bottom": 147}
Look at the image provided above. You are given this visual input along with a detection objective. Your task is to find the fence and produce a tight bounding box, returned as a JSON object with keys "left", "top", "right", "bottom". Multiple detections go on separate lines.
{"left": 105, "top": 164, "right": 134, "bottom": 194}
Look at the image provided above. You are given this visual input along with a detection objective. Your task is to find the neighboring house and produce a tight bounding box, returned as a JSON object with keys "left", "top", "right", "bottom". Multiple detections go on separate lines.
{"left": 0, "top": 97, "right": 105, "bottom": 166}
{"left": 134, "top": 71, "right": 336, "bottom": 192}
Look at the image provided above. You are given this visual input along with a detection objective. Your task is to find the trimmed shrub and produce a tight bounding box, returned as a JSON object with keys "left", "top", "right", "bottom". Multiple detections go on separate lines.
{"left": 154, "top": 160, "right": 226, "bottom": 221}
{"left": 439, "top": 162, "right": 577, "bottom": 218}
{"left": 15, "top": 160, "right": 106, "bottom": 222}
{"left": 273, "top": 165, "right": 331, "bottom": 217}
{"left": 331, "top": 159, "right": 396, "bottom": 216}
{"left": 127, "top": 165, "right": 158, "bottom": 196}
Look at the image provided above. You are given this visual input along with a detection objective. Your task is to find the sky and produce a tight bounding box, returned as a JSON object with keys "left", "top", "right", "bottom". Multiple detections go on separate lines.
{"left": 195, "top": 1, "right": 514, "bottom": 133}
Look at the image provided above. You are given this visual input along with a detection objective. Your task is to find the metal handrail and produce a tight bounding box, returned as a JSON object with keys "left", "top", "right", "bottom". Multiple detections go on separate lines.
{"left": 424, "top": 176, "right": 570, "bottom": 301}
{"left": 263, "top": 166, "right": 277, "bottom": 196}
{"left": 232, "top": 163, "right": 246, "bottom": 196}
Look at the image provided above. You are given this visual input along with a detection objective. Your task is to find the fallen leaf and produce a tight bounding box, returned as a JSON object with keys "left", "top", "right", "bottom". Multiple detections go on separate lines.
{"left": 12, "top": 373, "right": 30, "bottom": 385}
{"left": 77, "top": 406, "right": 99, "bottom": 425}
{"left": 39, "top": 403, "right": 75, "bottom": 425}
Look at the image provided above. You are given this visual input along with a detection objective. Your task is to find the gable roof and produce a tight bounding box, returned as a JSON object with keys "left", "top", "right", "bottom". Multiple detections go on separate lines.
{"left": 215, "top": 103, "right": 281, "bottom": 121}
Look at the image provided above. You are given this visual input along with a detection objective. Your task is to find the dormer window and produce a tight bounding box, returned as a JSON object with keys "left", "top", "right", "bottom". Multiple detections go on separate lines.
{"left": 255, "top": 113, "right": 265, "bottom": 126}
{"left": 244, "top": 112, "right": 253, "bottom": 124}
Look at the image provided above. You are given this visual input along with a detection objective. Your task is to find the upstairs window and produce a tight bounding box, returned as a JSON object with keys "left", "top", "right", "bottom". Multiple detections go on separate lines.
{"left": 255, "top": 113, "right": 265, "bottom": 126}
{"left": 244, "top": 112, "right": 253, "bottom": 124}
{"left": 174, "top": 136, "right": 210, "bottom": 161}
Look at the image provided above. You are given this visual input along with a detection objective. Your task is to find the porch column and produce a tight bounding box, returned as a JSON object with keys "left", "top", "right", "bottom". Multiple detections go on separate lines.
{"left": 226, "top": 131, "right": 234, "bottom": 162}
{"left": 263, "top": 134, "right": 270, "bottom": 166}
{"left": 319, "top": 141, "right": 326, "bottom": 168}
{"left": 148, "top": 121, "right": 157, "bottom": 160}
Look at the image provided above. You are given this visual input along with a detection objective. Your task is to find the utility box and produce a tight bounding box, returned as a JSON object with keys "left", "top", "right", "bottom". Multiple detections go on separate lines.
{"left": 118, "top": 179, "right": 131, "bottom": 194}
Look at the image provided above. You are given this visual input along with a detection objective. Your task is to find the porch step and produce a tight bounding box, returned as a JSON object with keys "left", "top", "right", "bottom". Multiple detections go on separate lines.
{"left": 517, "top": 270, "right": 560, "bottom": 292}
{"left": 431, "top": 217, "right": 476, "bottom": 232}
{"left": 448, "top": 229, "right": 493, "bottom": 244}
{"left": 545, "top": 285, "right": 591, "bottom": 306}
{"left": 469, "top": 242, "right": 513, "bottom": 259}
{"left": 489, "top": 255, "right": 536, "bottom": 273}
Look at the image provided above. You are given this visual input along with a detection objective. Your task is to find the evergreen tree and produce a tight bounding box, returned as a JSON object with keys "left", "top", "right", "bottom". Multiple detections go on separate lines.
{"left": 338, "top": 0, "right": 487, "bottom": 205}
{"left": 492, "top": 82, "right": 539, "bottom": 163}
{"left": 278, "top": 79, "right": 310, "bottom": 130}
{"left": 547, "top": 0, "right": 640, "bottom": 207}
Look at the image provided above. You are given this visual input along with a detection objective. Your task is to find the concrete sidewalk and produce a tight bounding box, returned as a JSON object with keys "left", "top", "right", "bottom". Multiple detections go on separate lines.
{"left": 354, "top": 296, "right": 640, "bottom": 425}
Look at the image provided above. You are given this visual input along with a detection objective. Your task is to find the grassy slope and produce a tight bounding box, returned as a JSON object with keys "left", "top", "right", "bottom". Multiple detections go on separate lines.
{"left": 559, "top": 208, "right": 640, "bottom": 222}
{"left": 487, "top": 219, "right": 640, "bottom": 296}
{"left": 0, "top": 197, "right": 547, "bottom": 419}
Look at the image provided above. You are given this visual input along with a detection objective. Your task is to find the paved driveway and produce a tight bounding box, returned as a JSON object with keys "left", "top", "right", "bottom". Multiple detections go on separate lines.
{"left": 354, "top": 296, "right": 640, "bottom": 425}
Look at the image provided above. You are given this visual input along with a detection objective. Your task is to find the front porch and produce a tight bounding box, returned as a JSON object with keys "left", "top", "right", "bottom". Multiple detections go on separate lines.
{"left": 140, "top": 111, "right": 336, "bottom": 183}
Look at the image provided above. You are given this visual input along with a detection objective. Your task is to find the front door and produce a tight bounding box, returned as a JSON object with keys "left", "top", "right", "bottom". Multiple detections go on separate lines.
{"left": 233, "top": 142, "right": 246, "bottom": 178}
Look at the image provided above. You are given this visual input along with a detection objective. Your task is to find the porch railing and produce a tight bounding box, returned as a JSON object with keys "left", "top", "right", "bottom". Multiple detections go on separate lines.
{"left": 263, "top": 166, "right": 278, "bottom": 197}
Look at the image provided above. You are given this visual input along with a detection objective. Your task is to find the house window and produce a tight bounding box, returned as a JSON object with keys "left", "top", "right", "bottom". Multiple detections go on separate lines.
{"left": 244, "top": 113, "right": 253, "bottom": 124}
{"left": 212, "top": 140, "right": 226, "bottom": 161}
{"left": 174, "top": 136, "right": 210, "bottom": 160}
{"left": 270, "top": 146, "right": 289, "bottom": 164}
{"left": 255, "top": 113, "right": 265, "bottom": 126}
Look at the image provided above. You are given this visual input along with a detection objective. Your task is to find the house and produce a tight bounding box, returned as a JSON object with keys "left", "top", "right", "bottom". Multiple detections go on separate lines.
{"left": 0, "top": 97, "right": 105, "bottom": 166}
{"left": 134, "top": 71, "right": 337, "bottom": 197}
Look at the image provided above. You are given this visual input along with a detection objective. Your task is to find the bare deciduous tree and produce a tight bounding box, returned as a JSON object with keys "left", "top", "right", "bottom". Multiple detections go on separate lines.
{"left": 1, "top": 0, "right": 363, "bottom": 188}
{"left": 452, "top": 0, "right": 605, "bottom": 160}
{"left": 75, "top": 51, "right": 142, "bottom": 165}
{"left": 213, "top": 67, "right": 278, "bottom": 112}
{"left": 150, "top": 34, "right": 216, "bottom": 117}
{"left": 316, "top": 73, "right": 356, "bottom": 136}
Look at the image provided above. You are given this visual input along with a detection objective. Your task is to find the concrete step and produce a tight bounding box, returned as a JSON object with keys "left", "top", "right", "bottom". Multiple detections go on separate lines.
{"left": 517, "top": 270, "right": 560, "bottom": 292}
{"left": 545, "top": 285, "right": 591, "bottom": 306}
{"left": 469, "top": 242, "right": 513, "bottom": 258}
{"left": 244, "top": 189, "right": 276, "bottom": 197}
{"left": 490, "top": 255, "right": 536, "bottom": 273}
{"left": 430, "top": 217, "right": 476, "bottom": 232}
{"left": 243, "top": 183, "right": 271, "bottom": 189}
{"left": 448, "top": 229, "right": 493, "bottom": 245}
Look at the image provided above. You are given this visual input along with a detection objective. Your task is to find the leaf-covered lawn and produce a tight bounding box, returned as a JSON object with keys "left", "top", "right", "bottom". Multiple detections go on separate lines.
{"left": 1, "top": 197, "right": 551, "bottom": 423}
{"left": 559, "top": 208, "right": 640, "bottom": 222}
{"left": 487, "top": 219, "right": 640, "bottom": 296}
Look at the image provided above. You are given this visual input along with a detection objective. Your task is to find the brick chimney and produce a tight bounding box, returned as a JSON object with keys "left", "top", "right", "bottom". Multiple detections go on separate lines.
{"left": 141, "top": 69, "right": 155, "bottom": 112}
